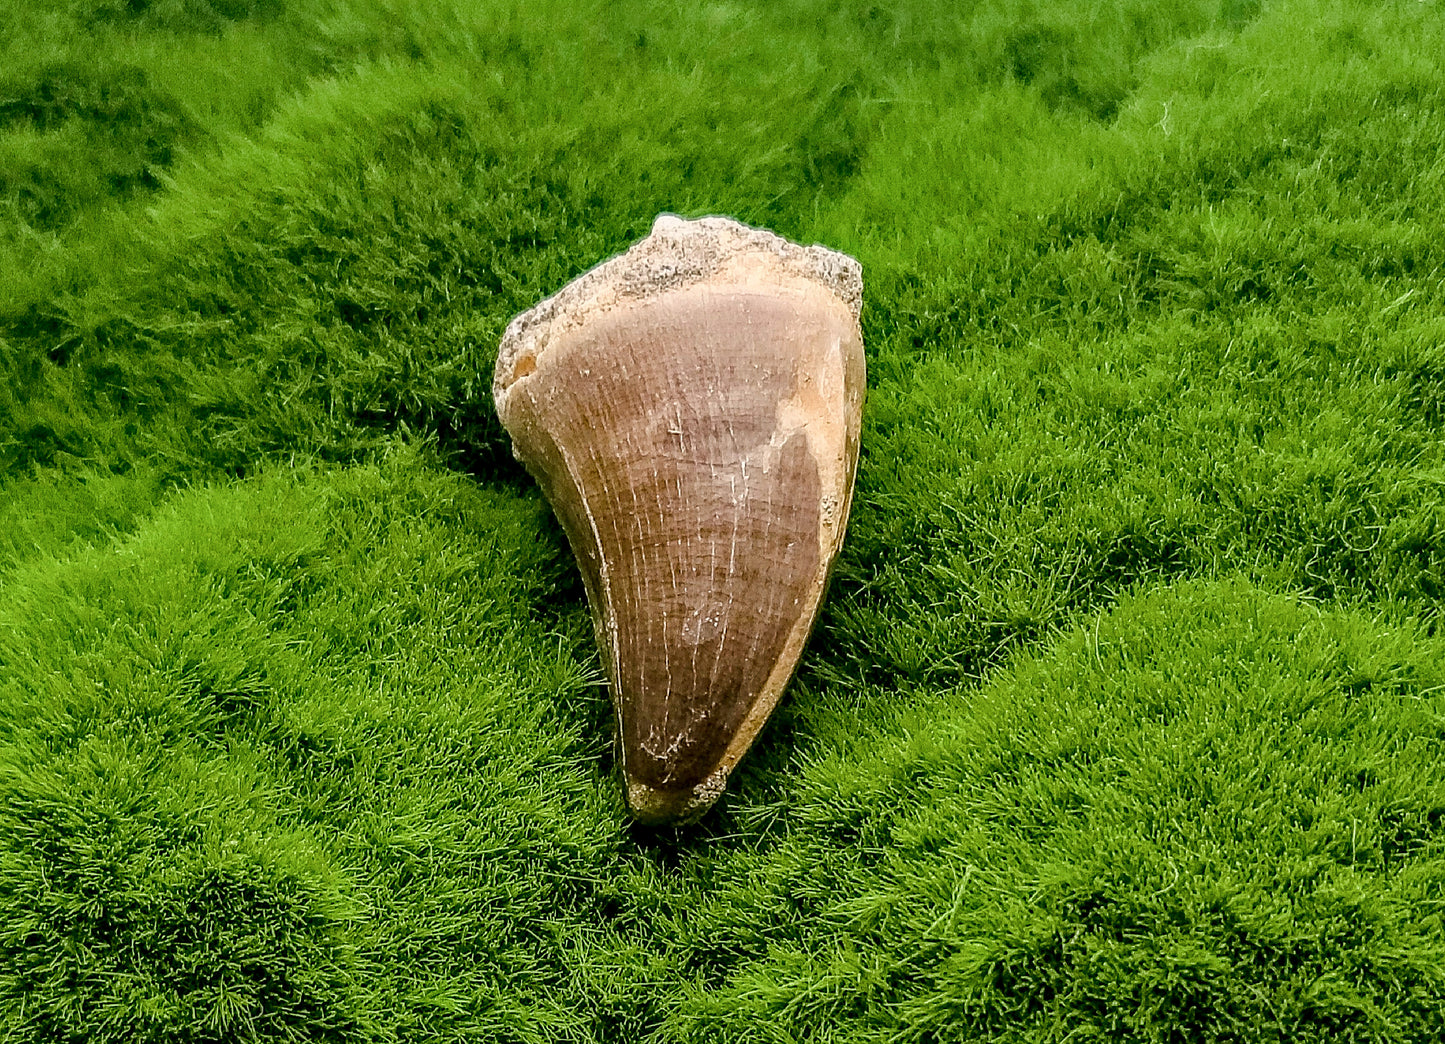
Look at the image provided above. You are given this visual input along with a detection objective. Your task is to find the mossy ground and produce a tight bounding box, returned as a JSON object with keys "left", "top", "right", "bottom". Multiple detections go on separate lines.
{"left": 2, "top": 0, "right": 1444, "bottom": 1040}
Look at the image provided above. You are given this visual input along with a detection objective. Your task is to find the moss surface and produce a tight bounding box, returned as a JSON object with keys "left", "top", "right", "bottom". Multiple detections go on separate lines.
{"left": 3, "top": 0, "right": 1444, "bottom": 1039}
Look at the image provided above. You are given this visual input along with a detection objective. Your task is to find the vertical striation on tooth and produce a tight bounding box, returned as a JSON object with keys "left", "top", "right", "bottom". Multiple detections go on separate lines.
{"left": 494, "top": 214, "right": 865, "bottom": 824}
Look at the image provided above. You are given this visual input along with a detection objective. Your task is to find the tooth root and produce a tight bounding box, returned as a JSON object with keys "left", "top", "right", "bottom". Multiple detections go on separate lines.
{"left": 494, "top": 215, "right": 865, "bottom": 824}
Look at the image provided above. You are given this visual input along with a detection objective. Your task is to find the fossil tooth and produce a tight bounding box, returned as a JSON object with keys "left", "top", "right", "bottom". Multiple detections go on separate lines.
{"left": 493, "top": 214, "right": 865, "bottom": 824}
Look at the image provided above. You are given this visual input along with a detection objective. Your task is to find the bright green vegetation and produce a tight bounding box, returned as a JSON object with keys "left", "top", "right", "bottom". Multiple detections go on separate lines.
{"left": 2, "top": 0, "right": 1443, "bottom": 1039}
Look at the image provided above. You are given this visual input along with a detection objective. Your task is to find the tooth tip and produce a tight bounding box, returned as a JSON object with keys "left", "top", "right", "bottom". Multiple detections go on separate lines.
{"left": 625, "top": 766, "right": 729, "bottom": 826}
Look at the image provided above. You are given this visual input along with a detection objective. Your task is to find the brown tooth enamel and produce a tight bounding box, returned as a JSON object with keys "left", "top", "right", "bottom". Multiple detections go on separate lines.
{"left": 493, "top": 214, "right": 865, "bottom": 824}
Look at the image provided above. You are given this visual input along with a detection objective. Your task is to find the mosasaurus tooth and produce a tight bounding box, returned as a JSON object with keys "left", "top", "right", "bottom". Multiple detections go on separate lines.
{"left": 494, "top": 214, "right": 865, "bottom": 824}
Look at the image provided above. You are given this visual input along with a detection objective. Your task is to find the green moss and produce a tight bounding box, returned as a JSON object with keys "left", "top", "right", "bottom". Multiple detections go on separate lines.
{"left": 665, "top": 579, "right": 1445, "bottom": 1042}
{"left": 0, "top": 59, "right": 196, "bottom": 230}
{"left": 3, "top": 0, "right": 1445, "bottom": 1038}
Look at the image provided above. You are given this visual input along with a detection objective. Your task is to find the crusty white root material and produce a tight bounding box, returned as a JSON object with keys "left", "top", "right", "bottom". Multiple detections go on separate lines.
{"left": 495, "top": 214, "right": 862, "bottom": 401}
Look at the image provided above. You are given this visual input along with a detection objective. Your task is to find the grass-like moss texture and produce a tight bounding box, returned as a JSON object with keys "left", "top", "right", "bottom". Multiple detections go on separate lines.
{"left": 2, "top": 0, "right": 1444, "bottom": 1039}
